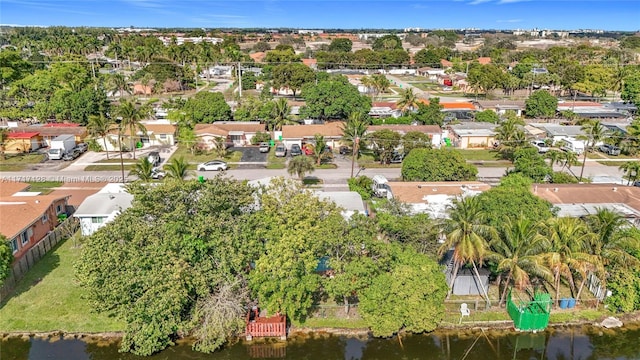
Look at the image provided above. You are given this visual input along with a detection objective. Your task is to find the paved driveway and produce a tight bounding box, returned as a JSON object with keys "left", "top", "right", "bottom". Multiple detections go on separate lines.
{"left": 230, "top": 146, "right": 268, "bottom": 169}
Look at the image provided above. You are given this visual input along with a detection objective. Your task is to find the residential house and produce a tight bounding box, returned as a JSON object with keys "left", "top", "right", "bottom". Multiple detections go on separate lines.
{"left": 21, "top": 123, "right": 88, "bottom": 147}
{"left": 448, "top": 122, "right": 498, "bottom": 149}
{"left": 315, "top": 191, "right": 367, "bottom": 219}
{"left": 277, "top": 122, "right": 344, "bottom": 150}
{"left": 528, "top": 124, "right": 585, "bottom": 144}
{"left": 532, "top": 184, "right": 640, "bottom": 227}
{"left": 302, "top": 58, "right": 318, "bottom": 70}
{"left": 98, "top": 122, "right": 177, "bottom": 151}
{"left": 195, "top": 122, "right": 265, "bottom": 150}
{"left": 367, "top": 124, "right": 442, "bottom": 148}
{"left": 416, "top": 67, "right": 446, "bottom": 80}
{"left": 74, "top": 183, "right": 133, "bottom": 236}
{"left": 385, "top": 181, "right": 491, "bottom": 217}
{"left": 4, "top": 132, "right": 42, "bottom": 153}
{"left": 0, "top": 182, "right": 70, "bottom": 261}
{"left": 474, "top": 100, "right": 526, "bottom": 117}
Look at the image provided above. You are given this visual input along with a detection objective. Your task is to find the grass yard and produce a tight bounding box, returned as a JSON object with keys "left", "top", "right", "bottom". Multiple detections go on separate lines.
{"left": 267, "top": 149, "right": 287, "bottom": 169}
{"left": 0, "top": 238, "right": 125, "bottom": 332}
{"left": 455, "top": 149, "right": 501, "bottom": 161}
{"left": 26, "top": 181, "right": 63, "bottom": 194}
{"left": 84, "top": 164, "right": 133, "bottom": 171}
{"left": 169, "top": 145, "right": 242, "bottom": 164}
{"left": 0, "top": 153, "right": 46, "bottom": 171}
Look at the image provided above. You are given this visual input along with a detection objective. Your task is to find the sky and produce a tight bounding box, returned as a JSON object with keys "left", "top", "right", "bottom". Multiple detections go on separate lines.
{"left": 1, "top": 0, "right": 639, "bottom": 31}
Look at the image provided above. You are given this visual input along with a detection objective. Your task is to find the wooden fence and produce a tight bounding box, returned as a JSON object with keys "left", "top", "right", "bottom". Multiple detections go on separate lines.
{"left": 0, "top": 217, "right": 79, "bottom": 300}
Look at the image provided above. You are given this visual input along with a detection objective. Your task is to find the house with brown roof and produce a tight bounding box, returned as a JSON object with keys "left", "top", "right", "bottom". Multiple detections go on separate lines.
{"left": 21, "top": 123, "right": 88, "bottom": 146}
{"left": 0, "top": 182, "right": 70, "bottom": 262}
{"left": 386, "top": 181, "right": 491, "bottom": 217}
{"left": 4, "top": 132, "right": 42, "bottom": 153}
{"left": 277, "top": 122, "right": 345, "bottom": 150}
{"left": 195, "top": 122, "right": 266, "bottom": 150}
{"left": 366, "top": 125, "right": 443, "bottom": 147}
{"left": 532, "top": 184, "right": 640, "bottom": 227}
{"left": 474, "top": 99, "right": 525, "bottom": 117}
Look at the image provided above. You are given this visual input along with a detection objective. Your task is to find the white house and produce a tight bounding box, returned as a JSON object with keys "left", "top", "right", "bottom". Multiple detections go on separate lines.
{"left": 74, "top": 183, "right": 133, "bottom": 236}
{"left": 98, "top": 123, "right": 177, "bottom": 151}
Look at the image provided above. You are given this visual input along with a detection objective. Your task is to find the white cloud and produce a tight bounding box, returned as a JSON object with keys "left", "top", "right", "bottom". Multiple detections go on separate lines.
{"left": 497, "top": 19, "right": 523, "bottom": 23}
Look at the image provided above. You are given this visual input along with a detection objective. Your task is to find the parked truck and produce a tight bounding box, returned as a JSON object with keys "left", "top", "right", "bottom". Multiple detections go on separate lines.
{"left": 560, "top": 137, "right": 585, "bottom": 155}
{"left": 48, "top": 134, "right": 76, "bottom": 160}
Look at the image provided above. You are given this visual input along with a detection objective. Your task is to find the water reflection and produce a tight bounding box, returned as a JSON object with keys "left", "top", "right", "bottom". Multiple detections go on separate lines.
{"left": 2, "top": 326, "right": 639, "bottom": 360}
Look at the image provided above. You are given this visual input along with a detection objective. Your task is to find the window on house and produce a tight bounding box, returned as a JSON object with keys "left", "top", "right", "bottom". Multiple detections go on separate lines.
{"left": 159, "top": 134, "right": 167, "bottom": 140}
{"left": 21, "top": 231, "right": 29, "bottom": 245}
{"left": 91, "top": 217, "right": 104, "bottom": 224}
{"left": 42, "top": 214, "right": 48, "bottom": 223}
{"left": 56, "top": 205, "right": 63, "bottom": 214}
{"left": 10, "top": 238, "right": 19, "bottom": 254}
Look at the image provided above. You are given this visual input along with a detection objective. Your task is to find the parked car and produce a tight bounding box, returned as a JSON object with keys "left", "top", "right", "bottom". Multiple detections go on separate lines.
{"left": 275, "top": 144, "right": 287, "bottom": 157}
{"left": 259, "top": 142, "right": 270, "bottom": 153}
{"left": 197, "top": 160, "right": 228, "bottom": 171}
{"left": 599, "top": 144, "right": 621, "bottom": 156}
{"left": 339, "top": 146, "right": 351, "bottom": 155}
{"left": 530, "top": 140, "right": 550, "bottom": 153}
{"left": 389, "top": 151, "right": 404, "bottom": 164}
{"left": 634, "top": 181, "right": 640, "bottom": 187}
{"left": 290, "top": 144, "right": 303, "bottom": 156}
{"left": 151, "top": 167, "right": 166, "bottom": 179}
{"left": 75, "top": 143, "right": 88, "bottom": 153}
{"left": 62, "top": 148, "right": 81, "bottom": 161}
{"left": 147, "top": 151, "right": 161, "bottom": 166}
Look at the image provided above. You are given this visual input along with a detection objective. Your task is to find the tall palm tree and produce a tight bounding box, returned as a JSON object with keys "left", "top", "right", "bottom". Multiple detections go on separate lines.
{"left": 578, "top": 120, "right": 609, "bottom": 180}
{"left": 108, "top": 73, "right": 131, "bottom": 98}
{"left": 560, "top": 149, "right": 578, "bottom": 172}
{"left": 115, "top": 99, "right": 149, "bottom": 160}
{"left": 439, "top": 196, "right": 497, "bottom": 307}
{"left": 0, "top": 128, "right": 9, "bottom": 161}
{"left": 131, "top": 157, "right": 154, "bottom": 182}
{"left": 87, "top": 115, "right": 114, "bottom": 160}
{"left": 371, "top": 74, "right": 390, "bottom": 100}
{"left": 341, "top": 112, "right": 369, "bottom": 149}
{"left": 269, "top": 97, "right": 293, "bottom": 131}
{"left": 396, "top": 88, "right": 419, "bottom": 115}
{"left": 618, "top": 161, "right": 640, "bottom": 186}
{"left": 542, "top": 217, "right": 600, "bottom": 306}
{"left": 585, "top": 208, "right": 640, "bottom": 269}
{"left": 287, "top": 155, "right": 315, "bottom": 180}
{"left": 489, "top": 217, "right": 552, "bottom": 306}
{"left": 165, "top": 157, "right": 191, "bottom": 181}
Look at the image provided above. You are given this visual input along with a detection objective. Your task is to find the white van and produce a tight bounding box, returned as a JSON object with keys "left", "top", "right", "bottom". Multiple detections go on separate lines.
{"left": 372, "top": 175, "right": 392, "bottom": 199}
{"left": 560, "top": 138, "right": 585, "bottom": 155}
{"left": 48, "top": 148, "right": 65, "bottom": 160}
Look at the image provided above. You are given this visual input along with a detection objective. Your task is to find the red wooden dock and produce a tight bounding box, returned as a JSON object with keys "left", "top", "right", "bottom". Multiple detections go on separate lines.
{"left": 245, "top": 310, "right": 287, "bottom": 340}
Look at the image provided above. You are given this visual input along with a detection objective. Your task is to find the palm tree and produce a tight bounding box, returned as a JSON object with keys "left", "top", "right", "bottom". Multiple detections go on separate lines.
{"left": 560, "top": 149, "right": 578, "bottom": 172}
{"left": 585, "top": 208, "right": 640, "bottom": 269}
{"left": 311, "top": 134, "right": 329, "bottom": 165}
{"left": 439, "top": 196, "right": 497, "bottom": 307}
{"left": 165, "top": 157, "right": 191, "bottom": 181}
{"left": 494, "top": 118, "right": 526, "bottom": 160}
{"left": 619, "top": 161, "right": 640, "bottom": 186}
{"left": 131, "top": 157, "right": 154, "bottom": 182}
{"left": 115, "top": 99, "right": 149, "bottom": 160}
{"left": 578, "top": 120, "right": 609, "bottom": 181}
{"left": 108, "top": 73, "right": 131, "bottom": 98}
{"left": 545, "top": 150, "right": 564, "bottom": 169}
{"left": 542, "top": 217, "right": 600, "bottom": 306}
{"left": 269, "top": 98, "right": 293, "bottom": 131}
{"left": 396, "top": 88, "right": 419, "bottom": 115}
{"left": 488, "top": 217, "right": 552, "bottom": 306}
{"left": 0, "top": 128, "right": 9, "bottom": 161}
{"left": 341, "top": 112, "right": 369, "bottom": 149}
{"left": 287, "top": 155, "right": 315, "bottom": 180}
{"left": 87, "top": 115, "right": 114, "bottom": 160}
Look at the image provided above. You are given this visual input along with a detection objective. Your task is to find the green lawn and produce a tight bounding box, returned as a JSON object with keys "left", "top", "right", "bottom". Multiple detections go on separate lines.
{"left": 0, "top": 153, "right": 46, "bottom": 171}
{"left": 267, "top": 148, "right": 287, "bottom": 169}
{"left": 0, "top": 238, "right": 125, "bottom": 332}
{"left": 169, "top": 145, "right": 242, "bottom": 164}
{"left": 84, "top": 164, "right": 134, "bottom": 171}
{"left": 26, "top": 181, "right": 63, "bottom": 194}
{"left": 455, "top": 149, "right": 502, "bottom": 161}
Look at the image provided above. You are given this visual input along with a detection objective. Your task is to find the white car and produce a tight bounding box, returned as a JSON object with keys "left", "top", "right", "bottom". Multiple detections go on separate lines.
{"left": 531, "top": 140, "right": 550, "bottom": 153}
{"left": 197, "top": 160, "right": 228, "bottom": 171}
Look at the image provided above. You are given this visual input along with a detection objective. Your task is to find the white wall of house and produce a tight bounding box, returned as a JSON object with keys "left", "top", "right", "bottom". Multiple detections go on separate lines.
{"left": 77, "top": 212, "right": 119, "bottom": 236}
{"left": 196, "top": 134, "right": 226, "bottom": 151}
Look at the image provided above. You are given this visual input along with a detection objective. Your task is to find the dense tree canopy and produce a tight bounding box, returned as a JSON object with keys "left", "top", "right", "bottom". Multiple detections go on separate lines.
{"left": 401, "top": 148, "right": 478, "bottom": 181}
{"left": 300, "top": 75, "right": 371, "bottom": 120}
{"left": 525, "top": 90, "right": 558, "bottom": 118}
{"left": 182, "top": 91, "right": 232, "bottom": 123}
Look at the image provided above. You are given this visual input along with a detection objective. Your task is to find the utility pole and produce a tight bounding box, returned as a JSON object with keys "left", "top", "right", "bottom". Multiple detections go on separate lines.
{"left": 350, "top": 137, "right": 360, "bottom": 178}
{"left": 238, "top": 62, "right": 242, "bottom": 98}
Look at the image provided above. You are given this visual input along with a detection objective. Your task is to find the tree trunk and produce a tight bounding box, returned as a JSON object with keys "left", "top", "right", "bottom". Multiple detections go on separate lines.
{"left": 555, "top": 273, "right": 561, "bottom": 308}
{"left": 343, "top": 296, "right": 350, "bottom": 317}
{"left": 579, "top": 144, "right": 588, "bottom": 181}
{"left": 131, "top": 126, "right": 137, "bottom": 160}
{"left": 447, "top": 261, "right": 461, "bottom": 298}
{"left": 576, "top": 277, "right": 587, "bottom": 302}
{"left": 103, "top": 138, "right": 110, "bottom": 160}
{"left": 118, "top": 134, "right": 125, "bottom": 183}
{"left": 499, "top": 271, "right": 513, "bottom": 307}
{"left": 472, "top": 260, "right": 491, "bottom": 309}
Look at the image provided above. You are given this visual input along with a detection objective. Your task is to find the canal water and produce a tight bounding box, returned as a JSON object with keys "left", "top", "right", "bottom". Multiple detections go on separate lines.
{"left": 2, "top": 326, "right": 639, "bottom": 360}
